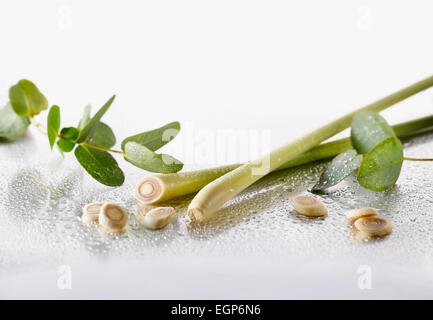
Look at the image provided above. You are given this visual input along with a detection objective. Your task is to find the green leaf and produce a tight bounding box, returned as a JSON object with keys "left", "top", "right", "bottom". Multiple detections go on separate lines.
{"left": 90, "top": 122, "right": 116, "bottom": 148}
{"left": 124, "top": 141, "right": 183, "bottom": 173}
{"left": 311, "top": 149, "right": 363, "bottom": 192}
{"left": 76, "top": 95, "right": 115, "bottom": 143}
{"left": 57, "top": 127, "right": 79, "bottom": 152}
{"left": 357, "top": 137, "right": 403, "bottom": 191}
{"left": 77, "top": 104, "right": 91, "bottom": 130}
{"left": 0, "top": 102, "right": 30, "bottom": 138}
{"left": 351, "top": 112, "right": 395, "bottom": 154}
{"left": 74, "top": 145, "right": 125, "bottom": 187}
{"left": 121, "top": 121, "right": 180, "bottom": 151}
{"left": 47, "top": 105, "right": 60, "bottom": 149}
{"left": 9, "top": 79, "right": 48, "bottom": 117}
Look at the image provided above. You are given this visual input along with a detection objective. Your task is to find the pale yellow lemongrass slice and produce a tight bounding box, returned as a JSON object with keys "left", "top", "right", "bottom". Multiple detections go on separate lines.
{"left": 290, "top": 195, "right": 328, "bottom": 217}
{"left": 354, "top": 216, "right": 392, "bottom": 238}
{"left": 134, "top": 176, "right": 163, "bottom": 203}
{"left": 98, "top": 203, "right": 128, "bottom": 234}
{"left": 82, "top": 202, "right": 104, "bottom": 225}
{"left": 139, "top": 207, "right": 174, "bottom": 230}
{"left": 345, "top": 207, "right": 379, "bottom": 224}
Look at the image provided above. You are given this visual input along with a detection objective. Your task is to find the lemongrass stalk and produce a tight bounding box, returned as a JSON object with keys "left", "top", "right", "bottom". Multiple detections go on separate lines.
{"left": 187, "top": 75, "right": 433, "bottom": 222}
{"left": 135, "top": 114, "right": 433, "bottom": 204}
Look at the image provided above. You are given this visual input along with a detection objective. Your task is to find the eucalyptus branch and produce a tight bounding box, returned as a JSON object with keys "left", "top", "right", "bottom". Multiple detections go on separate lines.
{"left": 0, "top": 79, "right": 183, "bottom": 186}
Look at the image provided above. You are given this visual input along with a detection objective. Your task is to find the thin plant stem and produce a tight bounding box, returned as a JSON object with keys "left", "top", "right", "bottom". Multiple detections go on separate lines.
{"left": 29, "top": 117, "right": 47, "bottom": 134}
{"left": 82, "top": 142, "right": 125, "bottom": 155}
{"left": 403, "top": 157, "right": 433, "bottom": 162}
{"left": 187, "top": 74, "right": 433, "bottom": 222}
{"left": 30, "top": 117, "right": 125, "bottom": 155}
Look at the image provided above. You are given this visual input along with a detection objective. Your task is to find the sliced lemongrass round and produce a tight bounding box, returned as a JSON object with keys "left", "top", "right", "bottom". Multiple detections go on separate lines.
{"left": 290, "top": 195, "right": 327, "bottom": 217}
{"left": 354, "top": 216, "right": 392, "bottom": 237}
{"left": 98, "top": 203, "right": 128, "bottom": 234}
{"left": 141, "top": 207, "right": 174, "bottom": 230}
{"left": 345, "top": 207, "right": 378, "bottom": 224}
{"left": 82, "top": 202, "right": 104, "bottom": 224}
{"left": 135, "top": 176, "right": 163, "bottom": 203}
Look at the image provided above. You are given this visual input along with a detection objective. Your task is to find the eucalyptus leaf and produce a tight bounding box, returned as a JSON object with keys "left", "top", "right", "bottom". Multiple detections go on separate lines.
{"left": 90, "top": 122, "right": 116, "bottom": 148}
{"left": 74, "top": 145, "right": 124, "bottom": 186}
{"left": 0, "top": 102, "right": 30, "bottom": 138}
{"left": 47, "top": 105, "right": 60, "bottom": 149}
{"left": 351, "top": 112, "right": 396, "bottom": 154}
{"left": 357, "top": 137, "right": 403, "bottom": 191}
{"left": 57, "top": 127, "right": 79, "bottom": 152}
{"left": 311, "top": 149, "right": 363, "bottom": 192}
{"left": 78, "top": 104, "right": 91, "bottom": 130}
{"left": 76, "top": 95, "right": 115, "bottom": 143}
{"left": 121, "top": 121, "right": 180, "bottom": 151}
{"left": 9, "top": 79, "right": 48, "bottom": 117}
{"left": 124, "top": 141, "right": 183, "bottom": 173}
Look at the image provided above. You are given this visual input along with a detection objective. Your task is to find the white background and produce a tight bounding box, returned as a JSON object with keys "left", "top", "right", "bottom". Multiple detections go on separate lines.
{"left": 1, "top": 0, "right": 433, "bottom": 165}
{"left": 2, "top": 0, "right": 433, "bottom": 299}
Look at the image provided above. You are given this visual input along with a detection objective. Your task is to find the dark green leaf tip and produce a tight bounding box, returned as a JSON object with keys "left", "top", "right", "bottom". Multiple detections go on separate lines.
{"left": 77, "top": 95, "right": 116, "bottom": 143}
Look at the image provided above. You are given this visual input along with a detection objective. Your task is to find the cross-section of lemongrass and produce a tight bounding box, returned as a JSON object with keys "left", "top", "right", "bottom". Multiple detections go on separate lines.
{"left": 134, "top": 204, "right": 174, "bottom": 229}
{"left": 345, "top": 207, "right": 378, "bottom": 225}
{"left": 291, "top": 195, "right": 327, "bottom": 217}
{"left": 136, "top": 113, "right": 433, "bottom": 205}
{"left": 141, "top": 207, "right": 174, "bottom": 230}
{"left": 98, "top": 203, "right": 128, "bottom": 234}
{"left": 187, "top": 75, "right": 433, "bottom": 222}
{"left": 81, "top": 202, "right": 104, "bottom": 224}
{"left": 353, "top": 216, "right": 392, "bottom": 238}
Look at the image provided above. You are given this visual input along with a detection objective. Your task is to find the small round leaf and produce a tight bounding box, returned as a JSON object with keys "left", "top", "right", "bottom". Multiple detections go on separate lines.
{"left": 74, "top": 145, "right": 125, "bottom": 187}
{"left": 357, "top": 137, "right": 403, "bottom": 191}
{"left": 90, "top": 122, "right": 116, "bottom": 148}
{"left": 9, "top": 80, "right": 48, "bottom": 117}
{"left": 351, "top": 112, "right": 395, "bottom": 154}
{"left": 57, "top": 127, "right": 79, "bottom": 152}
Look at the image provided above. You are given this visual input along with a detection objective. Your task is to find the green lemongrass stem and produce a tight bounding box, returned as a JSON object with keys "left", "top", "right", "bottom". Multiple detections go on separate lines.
{"left": 135, "top": 114, "right": 433, "bottom": 204}
{"left": 187, "top": 75, "right": 433, "bottom": 222}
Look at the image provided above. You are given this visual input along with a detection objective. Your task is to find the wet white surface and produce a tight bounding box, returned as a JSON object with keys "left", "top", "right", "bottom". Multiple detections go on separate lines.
{"left": 1, "top": 126, "right": 433, "bottom": 299}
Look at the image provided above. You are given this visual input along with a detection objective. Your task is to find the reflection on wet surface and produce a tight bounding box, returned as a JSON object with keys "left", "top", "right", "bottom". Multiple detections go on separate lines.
{"left": 2, "top": 130, "right": 433, "bottom": 271}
